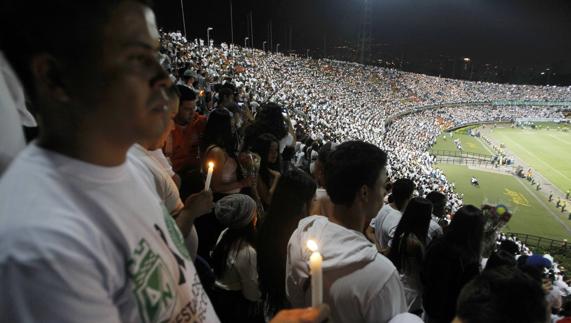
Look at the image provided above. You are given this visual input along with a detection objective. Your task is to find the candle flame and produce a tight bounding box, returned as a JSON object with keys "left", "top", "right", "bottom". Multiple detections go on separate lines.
{"left": 208, "top": 161, "right": 214, "bottom": 169}
{"left": 307, "top": 240, "right": 318, "bottom": 252}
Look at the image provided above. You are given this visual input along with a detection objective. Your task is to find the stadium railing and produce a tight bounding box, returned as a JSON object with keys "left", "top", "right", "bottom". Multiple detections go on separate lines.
{"left": 506, "top": 232, "right": 571, "bottom": 255}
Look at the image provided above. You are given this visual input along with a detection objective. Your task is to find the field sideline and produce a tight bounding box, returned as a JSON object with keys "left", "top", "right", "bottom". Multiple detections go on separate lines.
{"left": 432, "top": 122, "right": 571, "bottom": 240}
{"left": 487, "top": 124, "right": 571, "bottom": 194}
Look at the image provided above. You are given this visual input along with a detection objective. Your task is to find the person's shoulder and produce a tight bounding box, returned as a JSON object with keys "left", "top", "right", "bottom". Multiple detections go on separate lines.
{"left": 0, "top": 207, "right": 105, "bottom": 266}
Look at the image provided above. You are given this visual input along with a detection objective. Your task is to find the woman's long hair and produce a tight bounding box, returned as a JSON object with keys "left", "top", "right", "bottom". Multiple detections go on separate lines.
{"left": 201, "top": 108, "right": 238, "bottom": 158}
{"left": 257, "top": 168, "right": 317, "bottom": 311}
{"left": 251, "top": 133, "right": 281, "bottom": 187}
{"left": 388, "top": 197, "right": 433, "bottom": 272}
{"left": 445, "top": 205, "right": 485, "bottom": 262}
{"left": 211, "top": 222, "right": 257, "bottom": 278}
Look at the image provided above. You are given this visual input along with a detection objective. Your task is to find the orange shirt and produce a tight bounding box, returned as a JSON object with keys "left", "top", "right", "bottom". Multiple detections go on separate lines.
{"left": 164, "top": 115, "right": 207, "bottom": 173}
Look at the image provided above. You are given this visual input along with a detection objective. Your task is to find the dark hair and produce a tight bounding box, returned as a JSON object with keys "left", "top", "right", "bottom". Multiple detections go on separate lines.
{"left": 499, "top": 239, "right": 520, "bottom": 256}
{"left": 176, "top": 84, "right": 197, "bottom": 102}
{"left": 446, "top": 205, "right": 485, "bottom": 262}
{"left": 257, "top": 168, "right": 317, "bottom": 311}
{"left": 485, "top": 250, "right": 517, "bottom": 271}
{"left": 391, "top": 178, "right": 415, "bottom": 210}
{"left": 0, "top": 0, "right": 150, "bottom": 103}
{"left": 318, "top": 142, "right": 335, "bottom": 165}
{"left": 218, "top": 86, "right": 234, "bottom": 104}
{"left": 388, "top": 197, "right": 433, "bottom": 272}
{"left": 254, "top": 103, "right": 288, "bottom": 140}
{"left": 325, "top": 141, "right": 387, "bottom": 206}
{"left": 251, "top": 133, "right": 280, "bottom": 187}
{"left": 456, "top": 267, "right": 548, "bottom": 323}
{"left": 211, "top": 222, "right": 257, "bottom": 278}
{"left": 426, "top": 191, "right": 447, "bottom": 218}
{"left": 201, "top": 108, "right": 238, "bottom": 157}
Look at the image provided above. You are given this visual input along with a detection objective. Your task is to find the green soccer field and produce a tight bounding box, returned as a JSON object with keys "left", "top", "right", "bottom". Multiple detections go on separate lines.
{"left": 436, "top": 164, "right": 571, "bottom": 240}
{"left": 487, "top": 125, "right": 571, "bottom": 194}
{"left": 430, "top": 126, "right": 492, "bottom": 157}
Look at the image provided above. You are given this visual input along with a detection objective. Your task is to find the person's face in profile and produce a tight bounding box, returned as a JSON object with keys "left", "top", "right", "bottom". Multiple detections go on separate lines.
{"left": 76, "top": 1, "right": 171, "bottom": 145}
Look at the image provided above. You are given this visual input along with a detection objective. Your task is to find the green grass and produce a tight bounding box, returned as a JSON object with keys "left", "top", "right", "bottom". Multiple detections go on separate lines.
{"left": 436, "top": 164, "right": 571, "bottom": 240}
{"left": 487, "top": 125, "right": 571, "bottom": 194}
{"left": 431, "top": 130, "right": 492, "bottom": 157}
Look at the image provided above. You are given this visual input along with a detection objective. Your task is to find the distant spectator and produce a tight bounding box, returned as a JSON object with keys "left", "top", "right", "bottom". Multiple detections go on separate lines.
{"left": 258, "top": 169, "right": 317, "bottom": 319}
{"left": 371, "top": 178, "right": 415, "bottom": 252}
{"left": 422, "top": 205, "right": 485, "bottom": 323}
{"left": 387, "top": 197, "right": 433, "bottom": 314}
{"left": 211, "top": 194, "right": 262, "bottom": 322}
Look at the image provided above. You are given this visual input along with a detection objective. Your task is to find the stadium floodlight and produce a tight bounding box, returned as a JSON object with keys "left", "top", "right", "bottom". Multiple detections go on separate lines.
{"left": 463, "top": 57, "right": 471, "bottom": 62}
{"left": 244, "top": 37, "right": 249, "bottom": 48}
{"left": 180, "top": 0, "right": 187, "bottom": 39}
{"left": 207, "top": 27, "right": 214, "bottom": 47}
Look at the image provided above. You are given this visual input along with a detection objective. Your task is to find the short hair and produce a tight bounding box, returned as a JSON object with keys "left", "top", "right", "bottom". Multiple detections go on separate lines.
{"left": 391, "top": 178, "right": 415, "bottom": 210}
{"left": 218, "top": 86, "right": 234, "bottom": 101}
{"left": 0, "top": 0, "right": 150, "bottom": 102}
{"left": 176, "top": 85, "right": 196, "bottom": 102}
{"left": 325, "top": 141, "right": 387, "bottom": 206}
{"left": 456, "top": 267, "right": 548, "bottom": 323}
{"left": 426, "top": 191, "right": 447, "bottom": 218}
{"left": 484, "top": 250, "right": 517, "bottom": 271}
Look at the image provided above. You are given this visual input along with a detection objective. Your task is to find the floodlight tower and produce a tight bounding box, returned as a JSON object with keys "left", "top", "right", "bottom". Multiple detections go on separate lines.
{"left": 358, "top": 0, "right": 372, "bottom": 65}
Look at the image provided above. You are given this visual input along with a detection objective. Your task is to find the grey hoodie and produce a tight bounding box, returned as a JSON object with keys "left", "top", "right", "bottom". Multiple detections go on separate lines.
{"left": 286, "top": 215, "right": 407, "bottom": 323}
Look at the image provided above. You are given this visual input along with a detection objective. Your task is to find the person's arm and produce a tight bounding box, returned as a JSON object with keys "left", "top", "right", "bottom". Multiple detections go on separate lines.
{"left": 363, "top": 270, "right": 407, "bottom": 323}
{"left": 172, "top": 173, "right": 181, "bottom": 189}
{"left": 268, "top": 169, "right": 281, "bottom": 196}
{"left": 235, "top": 245, "right": 261, "bottom": 302}
{"left": 205, "top": 147, "right": 253, "bottom": 193}
{"left": 270, "top": 304, "right": 330, "bottom": 323}
{"left": 176, "top": 190, "right": 213, "bottom": 237}
{"left": 257, "top": 176, "right": 272, "bottom": 206}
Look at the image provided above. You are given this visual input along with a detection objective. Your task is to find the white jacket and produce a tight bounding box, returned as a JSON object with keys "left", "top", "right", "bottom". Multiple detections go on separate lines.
{"left": 286, "top": 215, "right": 407, "bottom": 323}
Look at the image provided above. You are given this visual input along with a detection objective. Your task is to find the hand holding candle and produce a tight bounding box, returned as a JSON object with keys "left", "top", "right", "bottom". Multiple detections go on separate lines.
{"left": 204, "top": 161, "right": 214, "bottom": 191}
{"left": 307, "top": 240, "right": 323, "bottom": 307}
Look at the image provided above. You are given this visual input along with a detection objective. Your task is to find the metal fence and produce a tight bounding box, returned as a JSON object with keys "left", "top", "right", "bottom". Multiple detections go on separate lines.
{"left": 505, "top": 232, "right": 571, "bottom": 255}
{"left": 431, "top": 150, "right": 512, "bottom": 169}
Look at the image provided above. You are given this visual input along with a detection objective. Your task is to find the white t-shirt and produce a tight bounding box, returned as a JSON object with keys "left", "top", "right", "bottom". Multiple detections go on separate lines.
{"left": 129, "top": 144, "right": 199, "bottom": 262}
{"left": 0, "top": 144, "right": 219, "bottom": 323}
{"left": 372, "top": 204, "right": 402, "bottom": 249}
{"left": 148, "top": 148, "right": 176, "bottom": 177}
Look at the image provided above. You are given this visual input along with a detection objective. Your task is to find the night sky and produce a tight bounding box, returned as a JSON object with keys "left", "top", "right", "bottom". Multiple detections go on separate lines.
{"left": 154, "top": 0, "right": 571, "bottom": 72}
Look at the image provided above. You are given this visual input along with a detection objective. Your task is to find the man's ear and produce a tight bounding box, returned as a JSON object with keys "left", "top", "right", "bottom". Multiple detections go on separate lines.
{"left": 30, "top": 54, "right": 71, "bottom": 104}
{"left": 360, "top": 184, "right": 369, "bottom": 203}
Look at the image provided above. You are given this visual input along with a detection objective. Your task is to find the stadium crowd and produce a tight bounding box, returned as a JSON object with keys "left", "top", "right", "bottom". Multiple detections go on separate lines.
{"left": 2, "top": 2, "right": 571, "bottom": 323}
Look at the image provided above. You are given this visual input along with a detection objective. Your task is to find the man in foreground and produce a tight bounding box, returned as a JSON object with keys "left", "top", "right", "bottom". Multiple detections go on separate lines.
{"left": 286, "top": 141, "right": 407, "bottom": 323}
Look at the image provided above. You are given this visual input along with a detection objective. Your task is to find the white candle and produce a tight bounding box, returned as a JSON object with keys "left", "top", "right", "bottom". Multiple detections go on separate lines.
{"left": 204, "top": 161, "right": 214, "bottom": 191}
{"left": 307, "top": 240, "right": 323, "bottom": 307}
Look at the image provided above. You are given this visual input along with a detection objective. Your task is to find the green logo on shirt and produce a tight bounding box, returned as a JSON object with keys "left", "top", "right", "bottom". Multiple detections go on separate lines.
{"left": 129, "top": 239, "right": 176, "bottom": 323}
{"left": 162, "top": 207, "right": 191, "bottom": 261}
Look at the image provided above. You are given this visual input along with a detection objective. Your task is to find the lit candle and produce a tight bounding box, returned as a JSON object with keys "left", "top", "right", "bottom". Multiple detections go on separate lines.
{"left": 204, "top": 161, "right": 214, "bottom": 191}
{"left": 307, "top": 240, "right": 323, "bottom": 307}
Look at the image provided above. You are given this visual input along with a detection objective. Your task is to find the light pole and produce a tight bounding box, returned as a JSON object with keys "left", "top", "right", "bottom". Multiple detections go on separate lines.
{"left": 180, "top": 0, "right": 187, "bottom": 39}
{"left": 244, "top": 37, "right": 249, "bottom": 48}
{"left": 276, "top": 43, "right": 280, "bottom": 53}
{"left": 207, "top": 27, "right": 213, "bottom": 47}
{"left": 463, "top": 57, "right": 472, "bottom": 79}
{"left": 262, "top": 41, "right": 267, "bottom": 51}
